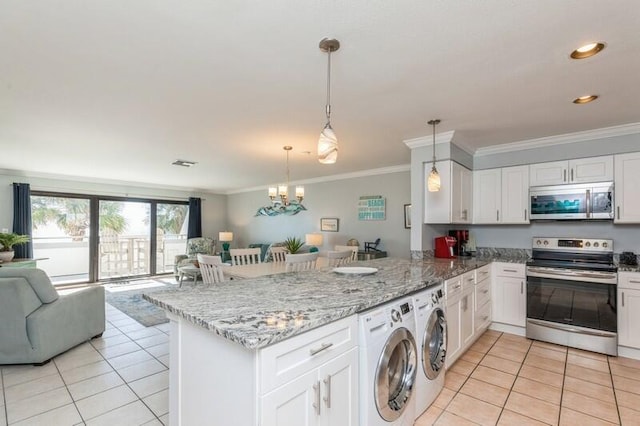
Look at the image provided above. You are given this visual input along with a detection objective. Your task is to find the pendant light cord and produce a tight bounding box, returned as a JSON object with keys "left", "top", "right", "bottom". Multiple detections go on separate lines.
{"left": 325, "top": 48, "right": 332, "bottom": 124}
{"left": 432, "top": 121, "right": 436, "bottom": 165}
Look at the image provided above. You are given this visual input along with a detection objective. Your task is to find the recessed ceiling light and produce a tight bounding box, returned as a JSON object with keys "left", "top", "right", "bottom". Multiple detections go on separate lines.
{"left": 172, "top": 159, "right": 197, "bottom": 167}
{"left": 573, "top": 95, "right": 598, "bottom": 104}
{"left": 570, "top": 42, "right": 605, "bottom": 59}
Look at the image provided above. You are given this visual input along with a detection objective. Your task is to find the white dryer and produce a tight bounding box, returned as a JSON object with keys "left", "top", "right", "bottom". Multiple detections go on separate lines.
{"left": 359, "top": 296, "right": 418, "bottom": 426}
{"left": 413, "top": 284, "right": 447, "bottom": 419}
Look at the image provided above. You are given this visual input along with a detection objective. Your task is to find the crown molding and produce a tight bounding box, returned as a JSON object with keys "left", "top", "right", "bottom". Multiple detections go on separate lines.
{"left": 474, "top": 122, "right": 640, "bottom": 156}
{"left": 403, "top": 130, "right": 455, "bottom": 149}
{"left": 227, "top": 164, "right": 411, "bottom": 195}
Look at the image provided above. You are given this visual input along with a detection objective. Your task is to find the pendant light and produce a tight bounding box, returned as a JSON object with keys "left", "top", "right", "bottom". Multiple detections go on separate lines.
{"left": 318, "top": 38, "right": 340, "bottom": 164}
{"left": 427, "top": 119, "right": 441, "bottom": 192}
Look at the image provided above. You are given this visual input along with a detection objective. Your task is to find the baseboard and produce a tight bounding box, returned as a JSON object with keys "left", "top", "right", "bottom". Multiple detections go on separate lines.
{"left": 489, "top": 322, "right": 525, "bottom": 337}
{"left": 618, "top": 346, "right": 640, "bottom": 360}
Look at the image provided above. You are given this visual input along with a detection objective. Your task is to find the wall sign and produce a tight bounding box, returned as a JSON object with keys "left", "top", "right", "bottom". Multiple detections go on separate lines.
{"left": 358, "top": 195, "right": 386, "bottom": 221}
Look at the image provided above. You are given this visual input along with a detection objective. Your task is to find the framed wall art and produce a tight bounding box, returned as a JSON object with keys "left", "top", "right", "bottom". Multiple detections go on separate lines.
{"left": 358, "top": 195, "right": 386, "bottom": 221}
{"left": 320, "top": 217, "right": 339, "bottom": 232}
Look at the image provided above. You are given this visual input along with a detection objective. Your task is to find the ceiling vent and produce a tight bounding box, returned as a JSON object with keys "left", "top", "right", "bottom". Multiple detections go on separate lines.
{"left": 172, "top": 159, "right": 197, "bottom": 167}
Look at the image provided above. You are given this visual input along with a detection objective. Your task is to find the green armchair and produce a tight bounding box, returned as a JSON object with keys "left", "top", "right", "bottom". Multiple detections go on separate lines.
{"left": 0, "top": 268, "right": 105, "bottom": 365}
{"left": 173, "top": 237, "right": 216, "bottom": 278}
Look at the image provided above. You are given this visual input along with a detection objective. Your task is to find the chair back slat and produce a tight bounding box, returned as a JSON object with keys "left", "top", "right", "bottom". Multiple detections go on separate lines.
{"left": 285, "top": 252, "right": 319, "bottom": 272}
{"left": 230, "top": 248, "right": 262, "bottom": 266}
{"left": 270, "top": 246, "right": 289, "bottom": 263}
{"left": 197, "top": 254, "right": 225, "bottom": 284}
{"left": 334, "top": 245, "right": 358, "bottom": 262}
{"left": 326, "top": 250, "right": 354, "bottom": 267}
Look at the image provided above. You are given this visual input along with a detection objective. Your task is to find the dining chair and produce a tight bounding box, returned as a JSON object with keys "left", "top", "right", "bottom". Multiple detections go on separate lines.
{"left": 334, "top": 245, "right": 358, "bottom": 262}
{"left": 197, "top": 254, "right": 225, "bottom": 284}
{"left": 326, "top": 250, "right": 354, "bottom": 267}
{"left": 270, "top": 246, "right": 289, "bottom": 263}
{"left": 230, "top": 248, "right": 262, "bottom": 266}
{"left": 285, "top": 252, "right": 319, "bottom": 272}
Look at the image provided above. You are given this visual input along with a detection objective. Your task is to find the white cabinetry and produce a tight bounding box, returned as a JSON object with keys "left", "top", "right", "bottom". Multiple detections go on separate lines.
{"left": 425, "top": 160, "right": 472, "bottom": 224}
{"left": 445, "top": 270, "right": 476, "bottom": 367}
{"left": 618, "top": 272, "right": 640, "bottom": 351}
{"left": 614, "top": 152, "right": 640, "bottom": 223}
{"left": 529, "top": 155, "right": 613, "bottom": 186}
{"left": 473, "top": 165, "right": 529, "bottom": 224}
{"left": 474, "top": 264, "right": 492, "bottom": 333}
{"left": 491, "top": 263, "right": 526, "bottom": 333}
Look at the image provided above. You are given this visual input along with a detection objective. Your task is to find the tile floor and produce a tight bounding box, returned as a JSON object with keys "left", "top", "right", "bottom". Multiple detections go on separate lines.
{"left": 0, "top": 303, "right": 170, "bottom": 426}
{"left": 415, "top": 330, "right": 640, "bottom": 425}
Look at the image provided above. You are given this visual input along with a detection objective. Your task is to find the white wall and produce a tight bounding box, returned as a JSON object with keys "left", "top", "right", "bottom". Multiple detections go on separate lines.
{"left": 226, "top": 171, "right": 412, "bottom": 259}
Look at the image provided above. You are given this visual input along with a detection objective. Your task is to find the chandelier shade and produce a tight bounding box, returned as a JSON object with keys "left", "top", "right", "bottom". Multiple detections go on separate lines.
{"left": 256, "top": 146, "right": 306, "bottom": 217}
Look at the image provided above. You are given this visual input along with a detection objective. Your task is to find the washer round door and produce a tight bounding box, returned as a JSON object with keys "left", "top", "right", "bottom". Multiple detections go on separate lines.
{"left": 422, "top": 307, "right": 447, "bottom": 380}
{"left": 374, "top": 327, "right": 418, "bottom": 422}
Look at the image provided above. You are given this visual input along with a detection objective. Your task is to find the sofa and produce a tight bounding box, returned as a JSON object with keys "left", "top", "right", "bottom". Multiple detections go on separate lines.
{"left": 0, "top": 268, "right": 105, "bottom": 365}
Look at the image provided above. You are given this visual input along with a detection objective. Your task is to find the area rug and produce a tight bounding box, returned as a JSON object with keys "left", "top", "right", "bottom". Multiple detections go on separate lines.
{"left": 104, "top": 278, "right": 178, "bottom": 327}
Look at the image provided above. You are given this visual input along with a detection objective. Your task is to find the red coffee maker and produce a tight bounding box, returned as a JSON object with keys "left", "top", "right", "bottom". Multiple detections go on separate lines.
{"left": 434, "top": 236, "right": 457, "bottom": 258}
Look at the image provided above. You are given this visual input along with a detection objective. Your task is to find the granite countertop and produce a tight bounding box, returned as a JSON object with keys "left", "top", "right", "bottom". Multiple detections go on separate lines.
{"left": 618, "top": 264, "right": 640, "bottom": 273}
{"left": 144, "top": 255, "right": 524, "bottom": 350}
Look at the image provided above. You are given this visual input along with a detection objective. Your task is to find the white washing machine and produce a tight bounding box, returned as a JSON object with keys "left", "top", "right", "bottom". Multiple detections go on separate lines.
{"left": 413, "top": 284, "right": 447, "bottom": 419}
{"left": 359, "top": 296, "right": 418, "bottom": 426}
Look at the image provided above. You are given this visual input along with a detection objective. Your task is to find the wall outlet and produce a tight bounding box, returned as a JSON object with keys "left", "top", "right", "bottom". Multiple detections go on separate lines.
{"left": 1, "top": 228, "right": 8, "bottom": 233}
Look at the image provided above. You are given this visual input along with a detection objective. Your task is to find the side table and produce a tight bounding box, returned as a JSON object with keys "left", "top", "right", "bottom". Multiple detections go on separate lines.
{"left": 177, "top": 264, "right": 201, "bottom": 287}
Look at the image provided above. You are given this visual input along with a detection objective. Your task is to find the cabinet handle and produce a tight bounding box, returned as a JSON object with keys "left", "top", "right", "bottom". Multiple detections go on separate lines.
{"left": 323, "top": 375, "right": 332, "bottom": 408}
{"left": 629, "top": 280, "right": 640, "bottom": 284}
{"left": 467, "top": 277, "right": 475, "bottom": 282}
{"left": 482, "top": 316, "right": 489, "bottom": 321}
{"left": 564, "top": 169, "right": 567, "bottom": 182}
{"left": 463, "top": 295, "right": 468, "bottom": 311}
{"left": 313, "top": 381, "right": 321, "bottom": 415}
{"left": 521, "top": 281, "right": 524, "bottom": 294}
{"left": 622, "top": 291, "right": 625, "bottom": 307}
{"left": 309, "top": 342, "right": 333, "bottom": 356}
{"left": 452, "top": 284, "right": 461, "bottom": 290}
{"left": 482, "top": 289, "right": 489, "bottom": 294}
{"left": 496, "top": 210, "right": 500, "bottom": 221}
{"left": 504, "top": 269, "right": 517, "bottom": 273}
{"left": 571, "top": 168, "right": 574, "bottom": 182}
{"left": 524, "top": 209, "right": 527, "bottom": 221}
{"left": 617, "top": 206, "right": 621, "bottom": 220}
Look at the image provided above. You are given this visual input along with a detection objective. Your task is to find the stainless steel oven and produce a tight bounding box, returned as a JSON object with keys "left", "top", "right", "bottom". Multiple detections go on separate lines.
{"left": 526, "top": 237, "right": 618, "bottom": 355}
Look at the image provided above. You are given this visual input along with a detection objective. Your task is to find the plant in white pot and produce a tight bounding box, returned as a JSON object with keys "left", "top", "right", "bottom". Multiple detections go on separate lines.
{"left": 0, "top": 233, "right": 30, "bottom": 262}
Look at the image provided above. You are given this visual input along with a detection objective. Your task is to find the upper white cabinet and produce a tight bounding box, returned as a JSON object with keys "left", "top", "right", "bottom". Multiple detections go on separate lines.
{"left": 529, "top": 155, "right": 613, "bottom": 186}
{"left": 473, "top": 165, "right": 529, "bottom": 224}
{"left": 615, "top": 152, "right": 640, "bottom": 223}
{"left": 424, "top": 160, "right": 472, "bottom": 224}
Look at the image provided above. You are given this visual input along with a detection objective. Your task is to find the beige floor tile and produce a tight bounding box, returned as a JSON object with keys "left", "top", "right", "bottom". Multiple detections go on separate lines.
{"left": 469, "top": 339, "right": 493, "bottom": 354}
{"left": 567, "top": 348, "right": 608, "bottom": 362}
{"left": 10, "top": 403, "right": 82, "bottom": 426}
{"left": 562, "top": 390, "right": 619, "bottom": 424}
{"left": 612, "top": 375, "right": 640, "bottom": 395}
{"left": 610, "top": 362, "right": 640, "bottom": 382}
{"left": 609, "top": 356, "right": 640, "bottom": 369}
{"left": 470, "top": 365, "right": 516, "bottom": 389}
{"left": 107, "top": 349, "right": 153, "bottom": 370}
{"left": 567, "top": 353, "right": 610, "bottom": 373}
{"left": 619, "top": 406, "right": 640, "bottom": 425}
{"left": 494, "top": 338, "right": 531, "bottom": 353}
{"left": 98, "top": 341, "right": 143, "bottom": 359}
{"left": 117, "top": 358, "right": 167, "bottom": 383}
{"left": 75, "top": 384, "right": 138, "bottom": 420}
{"left": 117, "top": 323, "right": 147, "bottom": 333}
{"left": 477, "top": 334, "right": 500, "bottom": 345}
{"left": 60, "top": 360, "right": 114, "bottom": 385}
{"left": 480, "top": 354, "right": 521, "bottom": 375}
{"left": 460, "top": 349, "right": 484, "bottom": 365}
{"left": 67, "top": 371, "right": 124, "bottom": 401}
{"left": 136, "top": 333, "right": 170, "bottom": 349}
{"left": 443, "top": 371, "right": 467, "bottom": 391}
{"left": 445, "top": 393, "right": 501, "bottom": 426}
{"left": 2, "top": 363, "right": 58, "bottom": 388}
{"left": 524, "top": 353, "right": 566, "bottom": 374}
{"left": 529, "top": 345, "right": 568, "bottom": 362}
{"left": 488, "top": 344, "right": 527, "bottom": 363}
{"left": 450, "top": 359, "right": 476, "bottom": 377}
{"left": 142, "top": 419, "right": 163, "bottom": 426}
{"left": 518, "top": 364, "right": 564, "bottom": 388}
{"left": 6, "top": 387, "right": 73, "bottom": 424}
{"left": 435, "top": 411, "right": 478, "bottom": 426}
{"left": 564, "top": 376, "right": 615, "bottom": 404}
{"left": 4, "top": 373, "right": 65, "bottom": 404}
{"left": 128, "top": 371, "right": 169, "bottom": 399}
{"left": 505, "top": 392, "right": 560, "bottom": 425}
{"left": 566, "top": 364, "right": 612, "bottom": 387}
{"left": 432, "top": 387, "right": 456, "bottom": 409}
{"left": 615, "top": 389, "right": 640, "bottom": 412}
{"left": 143, "top": 389, "right": 169, "bottom": 417}
{"left": 459, "top": 377, "right": 509, "bottom": 407}
{"left": 85, "top": 400, "right": 156, "bottom": 426}
{"left": 415, "top": 405, "right": 443, "bottom": 425}
{"left": 498, "top": 409, "right": 549, "bottom": 426}
{"left": 560, "top": 407, "right": 618, "bottom": 426}
{"left": 532, "top": 340, "right": 568, "bottom": 353}
{"left": 100, "top": 328, "right": 124, "bottom": 338}
{"left": 513, "top": 376, "right": 562, "bottom": 405}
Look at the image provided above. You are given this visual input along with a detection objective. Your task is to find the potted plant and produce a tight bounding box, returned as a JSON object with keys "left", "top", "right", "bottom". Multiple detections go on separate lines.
{"left": 283, "top": 236, "right": 304, "bottom": 254}
{"left": 0, "top": 233, "right": 30, "bottom": 262}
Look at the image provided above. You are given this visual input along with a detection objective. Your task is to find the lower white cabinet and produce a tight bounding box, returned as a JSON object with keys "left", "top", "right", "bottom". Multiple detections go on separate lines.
{"left": 474, "top": 264, "right": 492, "bottom": 332}
{"left": 261, "top": 348, "right": 358, "bottom": 426}
{"left": 491, "top": 263, "right": 526, "bottom": 328}
{"left": 618, "top": 272, "right": 640, "bottom": 349}
{"left": 445, "top": 270, "right": 477, "bottom": 367}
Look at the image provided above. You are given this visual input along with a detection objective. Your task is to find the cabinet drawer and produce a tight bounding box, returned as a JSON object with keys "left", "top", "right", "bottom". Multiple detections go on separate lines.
{"left": 445, "top": 275, "right": 463, "bottom": 301}
{"left": 494, "top": 262, "right": 525, "bottom": 278}
{"left": 475, "top": 279, "right": 491, "bottom": 310}
{"left": 462, "top": 271, "right": 476, "bottom": 291}
{"left": 475, "top": 302, "right": 491, "bottom": 332}
{"left": 259, "top": 316, "right": 357, "bottom": 394}
{"left": 619, "top": 272, "right": 640, "bottom": 289}
{"left": 475, "top": 264, "right": 491, "bottom": 284}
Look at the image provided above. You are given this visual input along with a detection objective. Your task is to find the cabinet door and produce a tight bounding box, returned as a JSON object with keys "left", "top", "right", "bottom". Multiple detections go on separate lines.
{"left": 618, "top": 288, "right": 640, "bottom": 349}
{"left": 473, "top": 168, "right": 501, "bottom": 223}
{"left": 569, "top": 155, "right": 613, "bottom": 183}
{"left": 445, "top": 298, "right": 461, "bottom": 367}
{"left": 318, "top": 348, "right": 358, "bottom": 426}
{"left": 529, "top": 161, "right": 568, "bottom": 186}
{"left": 261, "top": 370, "right": 320, "bottom": 426}
{"left": 499, "top": 276, "right": 526, "bottom": 327}
{"left": 425, "top": 160, "right": 452, "bottom": 224}
{"left": 501, "top": 165, "right": 530, "bottom": 224}
{"left": 615, "top": 152, "right": 640, "bottom": 223}
{"left": 452, "top": 162, "right": 473, "bottom": 224}
{"left": 460, "top": 290, "right": 475, "bottom": 348}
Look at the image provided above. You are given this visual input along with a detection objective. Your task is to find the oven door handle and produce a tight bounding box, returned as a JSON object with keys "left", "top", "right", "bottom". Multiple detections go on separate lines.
{"left": 527, "top": 319, "right": 617, "bottom": 338}
{"left": 527, "top": 267, "right": 617, "bottom": 283}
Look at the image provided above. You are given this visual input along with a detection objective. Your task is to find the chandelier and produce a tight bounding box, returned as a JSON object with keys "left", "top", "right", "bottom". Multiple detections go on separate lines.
{"left": 255, "top": 146, "right": 307, "bottom": 216}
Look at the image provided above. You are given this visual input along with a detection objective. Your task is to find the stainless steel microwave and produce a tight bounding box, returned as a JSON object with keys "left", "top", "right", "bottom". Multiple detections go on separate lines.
{"left": 529, "top": 182, "right": 614, "bottom": 220}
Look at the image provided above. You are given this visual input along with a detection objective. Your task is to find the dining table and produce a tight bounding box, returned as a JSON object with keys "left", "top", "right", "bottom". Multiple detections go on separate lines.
{"left": 221, "top": 257, "right": 329, "bottom": 280}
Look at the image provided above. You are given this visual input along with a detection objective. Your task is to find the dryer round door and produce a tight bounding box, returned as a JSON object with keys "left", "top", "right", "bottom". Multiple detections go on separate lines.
{"left": 374, "top": 326, "right": 418, "bottom": 422}
{"left": 422, "top": 307, "right": 447, "bottom": 380}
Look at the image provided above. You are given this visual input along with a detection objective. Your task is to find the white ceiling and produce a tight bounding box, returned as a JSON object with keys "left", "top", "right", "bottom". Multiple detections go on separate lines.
{"left": 1, "top": 1, "right": 639, "bottom": 193}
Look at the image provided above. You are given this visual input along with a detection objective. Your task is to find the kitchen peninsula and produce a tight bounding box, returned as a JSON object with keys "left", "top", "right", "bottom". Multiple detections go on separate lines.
{"left": 144, "top": 256, "right": 516, "bottom": 425}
